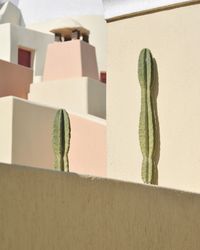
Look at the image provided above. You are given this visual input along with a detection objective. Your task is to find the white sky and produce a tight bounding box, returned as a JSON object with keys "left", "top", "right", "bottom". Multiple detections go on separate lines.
{"left": 1, "top": 0, "right": 104, "bottom": 24}
{"left": 1, "top": 0, "right": 189, "bottom": 24}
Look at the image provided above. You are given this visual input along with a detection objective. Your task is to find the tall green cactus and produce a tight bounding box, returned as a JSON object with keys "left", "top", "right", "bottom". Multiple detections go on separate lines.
{"left": 52, "top": 109, "right": 71, "bottom": 172}
{"left": 138, "top": 48, "right": 155, "bottom": 184}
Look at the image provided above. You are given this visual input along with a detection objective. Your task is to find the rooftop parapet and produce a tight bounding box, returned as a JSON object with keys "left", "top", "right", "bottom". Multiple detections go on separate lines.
{"left": 49, "top": 17, "right": 90, "bottom": 43}
{"left": 102, "top": 0, "right": 199, "bottom": 21}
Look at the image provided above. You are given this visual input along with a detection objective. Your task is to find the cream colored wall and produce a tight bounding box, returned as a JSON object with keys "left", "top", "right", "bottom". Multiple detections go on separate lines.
{"left": 0, "top": 97, "right": 106, "bottom": 176}
{"left": 102, "top": 0, "right": 194, "bottom": 20}
{"left": 11, "top": 98, "right": 55, "bottom": 168}
{"left": 74, "top": 16, "right": 107, "bottom": 72}
{"left": 107, "top": 3, "right": 200, "bottom": 192}
{"left": 0, "top": 59, "right": 33, "bottom": 98}
{"left": 0, "top": 23, "right": 11, "bottom": 61}
{"left": 1, "top": 163, "right": 200, "bottom": 250}
{"left": 0, "top": 98, "right": 13, "bottom": 163}
{"left": 29, "top": 77, "right": 106, "bottom": 119}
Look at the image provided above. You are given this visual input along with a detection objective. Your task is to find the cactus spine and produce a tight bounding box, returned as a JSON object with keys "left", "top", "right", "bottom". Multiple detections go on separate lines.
{"left": 52, "top": 109, "right": 71, "bottom": 172}
{"left": 138, "top": 48, "right": 155, "bottom": 184}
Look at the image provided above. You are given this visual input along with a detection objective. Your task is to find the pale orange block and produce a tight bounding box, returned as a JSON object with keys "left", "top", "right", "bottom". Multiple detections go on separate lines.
{"left": 69, "top": 114, "right": 106, "bottom": 177}
{"left": 43, "top": 40, "right": 99, "bottom": 81}
{"left": 0, "top": 60, "right": 33, "bottom": 99}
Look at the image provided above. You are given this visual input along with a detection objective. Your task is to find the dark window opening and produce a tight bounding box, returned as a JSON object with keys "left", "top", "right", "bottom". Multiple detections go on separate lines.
{"left": 100, "top": 71, "right": 106, "bottom": 84}
{"left": 18, "top": 48, "right": 31, "bottom": 68}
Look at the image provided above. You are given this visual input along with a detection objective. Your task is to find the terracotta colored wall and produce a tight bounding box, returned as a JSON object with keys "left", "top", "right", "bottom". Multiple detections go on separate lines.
{"left": 43, "top": 40, "right": 99, "bottom": 81}
{"left": 69, "top": 115, "right": 106, "bottom": 177}
{"left": 0, "top": 60, "right": 32, "bottom": 99}
{"left": 1, "top": 164, "right": 200, "bottom": 250}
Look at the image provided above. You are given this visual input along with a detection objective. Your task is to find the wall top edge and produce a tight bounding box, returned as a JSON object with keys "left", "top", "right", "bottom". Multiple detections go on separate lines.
{"left": 0, "top": 162, "right": 200, "bottom": 196}
{"left": 102, "top": 0, "right": 200, "bottom": 21}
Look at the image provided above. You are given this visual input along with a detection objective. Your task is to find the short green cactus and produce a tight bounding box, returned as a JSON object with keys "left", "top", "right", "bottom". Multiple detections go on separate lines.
{"left": 138, "top": 48, "right": 155, "bottom": 184}
{"left": 52, "top": 109, "right": 71, "bottom": 172}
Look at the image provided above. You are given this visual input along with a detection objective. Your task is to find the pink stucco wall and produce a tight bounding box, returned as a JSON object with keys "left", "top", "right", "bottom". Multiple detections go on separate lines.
{"left": 0, "top": 60, "right": 33, "bottom": 99}
{"left": 43, "top": 40, "right": 99, "bottom": 81}
{"left": 69, "top": 114, "right": 106, "bottom": 177}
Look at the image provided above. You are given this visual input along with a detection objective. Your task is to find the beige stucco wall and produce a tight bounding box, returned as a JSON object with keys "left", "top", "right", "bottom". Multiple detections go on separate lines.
{"left": 0, "top": 23, "right": 54, "bottom": 78}
{"left": 0, "top": 97, "right": 106, "bottom": 176}
{"left": 43, "top": 40, "right": 99, "bottom": 81}
{"left": 1, "top": 163, "right": 200, "bottom": 249}
{"left": 74, "top": 16, "right": 107, "bottom": 72}
{"left": 107, "top": 3, "right": 200, "bottom": 192}
{"left": 0, "top": 59, "right": 33, "bottom": 98}
{"left": 0, "top": 98, "right": 13, "bottom": 163}
{"left": 29, "top": 77, "right": 106, "bottom": 119}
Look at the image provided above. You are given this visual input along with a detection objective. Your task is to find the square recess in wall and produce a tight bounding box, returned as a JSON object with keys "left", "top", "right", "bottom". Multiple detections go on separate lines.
{"left": 18, "top": 48, "right": 33, "bottom": 68}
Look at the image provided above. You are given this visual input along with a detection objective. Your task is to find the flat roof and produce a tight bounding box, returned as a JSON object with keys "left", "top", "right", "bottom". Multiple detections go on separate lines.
{"left": 102, "top": 0, "right": 200, "bottom": 21}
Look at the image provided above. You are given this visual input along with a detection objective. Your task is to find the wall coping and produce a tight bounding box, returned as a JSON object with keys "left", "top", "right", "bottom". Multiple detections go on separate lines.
{"left": 102, "top": 0, "right": 200, "bottom": 22}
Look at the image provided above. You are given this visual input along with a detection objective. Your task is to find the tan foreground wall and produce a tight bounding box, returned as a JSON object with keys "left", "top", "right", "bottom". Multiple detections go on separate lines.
{"left": 107, "top": 3, "right": 200, "bottom": 192}
{"left": 0, "top": 164, "right": 200, "bottom": 250}
{"left": 0, "top": 59, "right": 33, "bottom": 98}
{"left": 0, "top": 97, "right": 106, "bottom": 177}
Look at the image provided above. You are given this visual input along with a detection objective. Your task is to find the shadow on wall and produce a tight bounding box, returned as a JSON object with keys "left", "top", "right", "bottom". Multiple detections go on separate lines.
{"left": 152, "top": 58, "right": 160, "bottom": 185}
{"left": 87, "top": 80, "right": 106, "bottom": 119}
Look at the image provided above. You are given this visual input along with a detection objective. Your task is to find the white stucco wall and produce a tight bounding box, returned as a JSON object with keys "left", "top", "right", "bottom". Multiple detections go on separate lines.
{"left": 0, "top": 23, "right": 11, "bottom": 61}
{"left": 0, "top": 1, "right": 24, "bottom": 26}
{"left": 0, "top": 23, "right": 54, "bottom": 78}
{"left": 10, "top": 24, "right": 54, "bottom": 76}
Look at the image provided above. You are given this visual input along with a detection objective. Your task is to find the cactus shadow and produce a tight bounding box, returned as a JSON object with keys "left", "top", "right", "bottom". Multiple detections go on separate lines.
{"left": 151, "top": 59, "right": 160, "bottom": 185}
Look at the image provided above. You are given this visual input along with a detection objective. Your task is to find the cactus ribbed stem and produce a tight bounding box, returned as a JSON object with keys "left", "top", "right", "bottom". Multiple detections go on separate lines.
{"left": 52, "top": 109, "right": 71, "bottom": 172}
{"left": 138, "top": 48, "right": 155, "bottom": 184}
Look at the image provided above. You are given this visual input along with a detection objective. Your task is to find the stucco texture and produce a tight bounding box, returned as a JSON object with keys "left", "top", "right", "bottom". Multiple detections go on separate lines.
{"left": 29, "top": 77, "right": 106, "bottom": 119}
{"left": 28, "top": 15, "right": 107, "bottom": 72}
{"left": 107, "top": 3, "right": 200, "bottom": 192}
{"left": 0, "top": 164, "right": 200, "bottom": 249}
{"left": 0, "top": 23, "right": 54, "bottom": 78}
{"left": 0, "top": 59, "right": 32, "bottom": 98}
{"left": 43, "top": 40, "right": 99, "bottom": 81}
{"left": 0, "top": 97, "right": 106, "bottom": 177}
